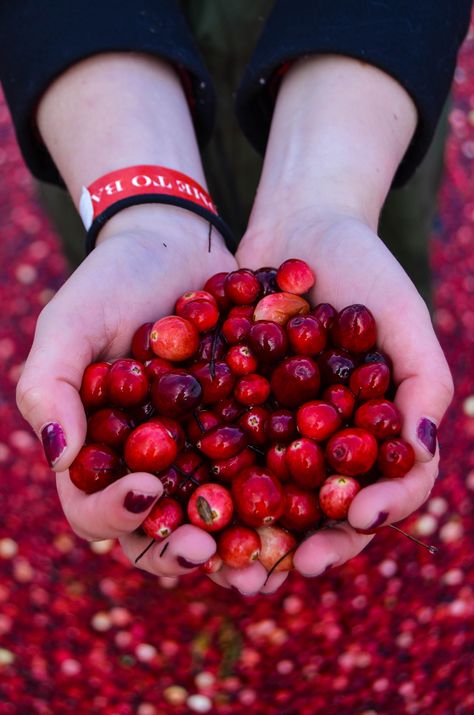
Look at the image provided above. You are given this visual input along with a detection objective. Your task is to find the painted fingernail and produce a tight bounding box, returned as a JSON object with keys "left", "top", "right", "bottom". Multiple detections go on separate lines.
{"left": 367, "top": 510, "right": 389, "bottom": 531}
{"left": 417, "top": 418, "right": 437, "bottom": 456}
{"left": 41, "top": 422, "right": 66, "bottom": 467}
{"left": 123, "top": 492, "right": 158, "bottom": 513}
{"left": 176, "top": 556, "right": 206, "bottom": 569}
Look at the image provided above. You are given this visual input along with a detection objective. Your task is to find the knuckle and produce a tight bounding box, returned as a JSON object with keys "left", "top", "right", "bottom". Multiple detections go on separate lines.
{"left": 16, "top": 381, "right": 45, "bottom": 424}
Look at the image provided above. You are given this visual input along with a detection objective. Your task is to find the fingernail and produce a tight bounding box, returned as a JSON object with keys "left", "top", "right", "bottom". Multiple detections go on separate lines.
{"left": 367, "top": 510, "right": 389, "bottom": 531}
{"left": 123, "top": 492, "right": 158, "bottom": 513}
{"left": 417, "top": 418, "right": 437, "bottom": 456}
{"left": 176, "top": 556, "right": 207, "bottom": 569}
{"left": 41, "top": 422, "right": 66, "bottom": 467}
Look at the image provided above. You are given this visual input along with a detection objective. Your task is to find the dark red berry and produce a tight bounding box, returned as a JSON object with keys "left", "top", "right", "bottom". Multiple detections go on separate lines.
{"left": 124, "top": 420, "right": 178, "bottom": 473}
{"left": 326, "top": 428, "right": 378, "bottom": 476}
{"left": 190, "top": 361, "right": 235, "bottom": 404}
{"left": 151, "top": 369, "right": 202, "bottom": 417}
{"left": 349, "top": 362, "right": 391, "bottom": 400}
{"left": 354, "top": 399, "right": 402, "bottom": 439}
{"left": 79, "top": 362, "right": 110, "bottom": 411}
{"left": 318, "top": 349, "right": 356, "bottom": 386}
{"left": 87, "top": 407, "right": 134, "bottom": 449}
{"left": 218, "top": 526, "right": 261, "bottom": 569}
{"left": 210, "top": 447, "right": 256, "bottom": 482}
{"left": 204, "top": 272, "right": 231, "bottom": 310}
{"left": 266, "top": 443, "right": 291, "bottom": 482}
{"left": 238, "top": 406, "right": 270, "bottom": 446}
{"left": 271, "top": 356, "right": 320, "bottom": 408}
{"left": 331, "top": 304, "right": 377, "bottom": 353}
{"left": 131, "top": 322, "right": 155, "bottom": 362}
{"left": 285, "top": 437, "right": 326, "bottom": 489}
{"left": 377, "top": 438, "right": 415, "bottom": 478}
{"left": 224, "top": 269, "right": 261, "bottom": 305}
{"left": 70, "top": 444, "right": 125, "bottom": 494}
{"left": 265, "top": 409, "right": 297, "bottom": 442}
{"left": 322, "top": 384, "right": 356, "bottom": 421}
{"left": 225, "top": 344, "right": 258, "bottom": 376}
{"left": 107, "top": 359, "right": 149, "bottom": 408}
{"left": 197, "top": 425, "right": 246, "bottom": 460}
{"left": 286, "top": 315, "right": 327, "bottom": 356}
{"left": 234, "top": 373, "right": 271, "bottom": 406}
{"left": 311, "top": 303, "right": 337, "bottom": 331}
{"left": 280, "top": 484, "right": 322, "bottom": 532}
{"left": 296, "top": 401, "right": 342, "bottom": 441}
{"left": 232, "top": 467, "right": 285, "bottom": 527}
{"left": 254, "top": 267, "right": 279, "bottom": 296}
{"left": 248, "top": 321, "right": 288, "bottom": 363}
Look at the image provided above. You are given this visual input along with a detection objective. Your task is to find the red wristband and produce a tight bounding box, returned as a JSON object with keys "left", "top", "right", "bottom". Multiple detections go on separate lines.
{"left": 79, "top": 165, "right": 236, "bottom": 254}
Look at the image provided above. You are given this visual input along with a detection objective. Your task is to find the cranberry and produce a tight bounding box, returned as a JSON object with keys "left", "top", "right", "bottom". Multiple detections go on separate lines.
{"left": 232, "top": 467, "right": 285, "bottom": 527}
{"left": 234, "top": 373, "right": 271, "bottom": 406}
{"left": 311, "top": 303, "right": 337, "bottom": 331}
{"left": 222, "top": 316, "right": 251, "bottom": 345}
{"left": 349, "top": 362, "right": 391, "bottom": 400}
{"left": 322, "top": 384, "right": 356, "bottom": 421}
{"left": 144, "top": 357, "right": 173, "bottom": 382}
{"left": 124, "top": 420, "right": 178, "bottom": 473}
{"left": 280, "top": 484, "right": 322, "bottom": 532}
{"left": 225, "top": 344, "right": 258, "bottom": 375}
{"left": 143, "top": 497, "right": 184, "bottom": 540}
{"left": 318, "top": 348, "right": 356, "bottom": 386}
{"left": 362, "top": 349, "right": 393, "bottom": 370}
{"left": 156, "top": 466, "right": 180, "bottom": 497}
{"left": 197, "top": 332, "right": 226, "bottom": 361}
{"left": 266, "top": 443, "right": 291, "bottom": 481}
{"left": 151, "top": 369, "right": 202, "bottom": 417}
{"left": 190, "top": 361, "right": 235, "bottom": 404}
{"left": 157, "top": 416, "right": 186, "bottom": 451}
{"left": 326, "top": 427, "right": 378, "bottom": 476}
{"left": 131, "top": 322, "right": 155, "bottom": 362}
{"left": 201, "top": 553, "right": 224, "bottom": 574}
{"left": 228, "top": 305, "right": 254, "bottom": 320}
{"left": 107, "top": 358, "right": 149, "bottom": 408}
{"left": 257, "top": 526, "right": 296, "bottom": 572}
{"left": 79, "top": 362, "right": 110, "bottom": 411}
{"left": 175, "top": 290, "right": 216, "bottom": 314}
{"left": 150, "top": 315, "right": 199, "bottom": 361}
{"left": 331, "top": 304, "right": 377, "bottom": 353}
{"left": 265, "top": 409, "right": 297, "bottom": 442}
{"left": 224, "top": 269, "right": 261, "bottom": 305}
{"left": 185, "top": 410, "right": 221, "bottom": 443}
{"left": 204, "top": 271, "right": 231, "bottom": 310}
{"left": 276, "top": 258, "right": 315, "bottom": 295}
{"left": 254, "top": 266, "right": 279, "bottom": 296}
{"left": 286, "top": 315, "right": 327, "bottom": 355}
{"left": 196, "top": 425, "right": 246, "bottom": 459}
{"left": 214, "top": 397, "right": 245, "bottom": 423}
{"left": 296, "top": 401, "right": 342, "bottom": 441}
{"left": 253, "top": 292, "right": 310, "bottom": 325}
{"left": 238, "top": 406, "right": 270, "bottom": 446}
{"left": 87, "top": 407, "right": 133, "bottom": 449}
{"left": 210, "top": 447, "right": 256, "bottom": 482}
{"left": 218, "top": 526, "right": 261, "bottom": 569}
{"left": 248, "top": 321, "right": 288, "bottom": 363}
{"left": 176, "top": 298, "right": 219, "bottom": 333}
{"left": 128, "top": 401, "right": 155, "bottom": 425}
{"left": 354, "top": 399, "right": 402, "bottom": 439}
{"left": 319, "top": 475, "right": 361, "bottom": 519}
{"left": 285, "top": 438, "right": 326, "bottom": 488}
{"left": 175, "top": 449, "right": 208, "bottom": 500}
{"left": 271, "top": 356, "right": 320, "bottom": 408}
{"left": 187, "top": 483, "right": 234, "bottom": 532}
{"left": 69, "top": 444, "right": 125, "bottom": 494}
{"left": 377, "top": 438, "right": 415, "bottom": 478}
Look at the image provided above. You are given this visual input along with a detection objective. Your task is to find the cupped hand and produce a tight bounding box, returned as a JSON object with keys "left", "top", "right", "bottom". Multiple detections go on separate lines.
{"left": 16, "top": 206, "right": 238, "bottom": 579}
{"left": 237, "top": 210, "right": 453, "bottom": 579}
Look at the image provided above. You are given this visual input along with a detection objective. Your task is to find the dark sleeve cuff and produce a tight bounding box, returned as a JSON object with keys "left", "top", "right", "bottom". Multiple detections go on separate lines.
{"left": 236, "top": 0, "right": 472, "bottom": 186}
{"left": 0, "top": 0, "right": 215, "bottom": 186}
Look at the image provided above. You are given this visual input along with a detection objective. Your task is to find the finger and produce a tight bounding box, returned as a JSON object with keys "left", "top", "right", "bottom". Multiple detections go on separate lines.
{"left": 207, "top": 571, "right": 232, "bottom": 590}
{"left": 348, "top": 457, "right": 439, "bottom": 532}
{"left": 120, "top": 524, "right": 216, "bottom": 577}
{"left": 293, "top": 523, "right": 374, "bottom": 577}
{"left": 260, "top": 571, "right": 289, "bottom": 595}
{"left": 56, "top": 471, "right": 163, "bottom": 540}
{"left": 16, "top": 306, "right": 93, "bottom": 472}
{"left": 222, "top": 561, "right": 269, "bottom": 595}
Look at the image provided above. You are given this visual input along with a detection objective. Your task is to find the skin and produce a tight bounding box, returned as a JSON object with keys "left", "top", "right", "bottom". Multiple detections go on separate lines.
{"left": 16, "top": 54, "right": 453, "bottom": 594}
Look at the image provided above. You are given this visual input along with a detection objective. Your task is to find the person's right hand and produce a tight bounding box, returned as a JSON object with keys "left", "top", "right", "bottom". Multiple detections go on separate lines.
{"left": 17, "top": 205, "right": 239, "bottom": 578}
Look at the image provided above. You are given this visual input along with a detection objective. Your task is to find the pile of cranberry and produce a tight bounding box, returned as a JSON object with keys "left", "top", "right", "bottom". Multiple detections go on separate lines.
{"left": 71, "top": 259, "right": 414, "bottom": 576}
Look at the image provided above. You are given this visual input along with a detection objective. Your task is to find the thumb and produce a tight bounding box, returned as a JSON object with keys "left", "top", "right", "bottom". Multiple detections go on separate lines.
{"left": 16, "top": 310, "right": 93, "bottom": 471}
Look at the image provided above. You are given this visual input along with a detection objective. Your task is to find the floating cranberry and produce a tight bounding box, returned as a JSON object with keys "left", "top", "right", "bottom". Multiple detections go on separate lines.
{"left": 280, "top": 484, "right": 322, "bottom": 532}
{"left": 131, "top": 322, "right": 155, "bottom": 362}
{"left": 143, "top": 497, "right": 184, "bottom": 540}
{"left": 107, "top": 359, "right": 149, "bottom": 408}
{"left": 187, "top": 483, "right": 234, "bottom": 532}
{"left": 150, "top": 315, "right": 199, "bottom": 361}
{"left": 248, "top": 321, "right": 288, "bottom": 363}
{"left": 285, "top": 438, "right": 326, "bottom": 489}
{"left": 377, "top": 438, "right": 415, "bottom": 478}
{"left": 349, "top": 362, "right": 391, "bottom": 400}
{"left": 232, "top": 467, "right": 285, "bottom": 527}
{"left": 79, "top": 362, "right": 110, "bottom": 411}
{"left": 354, "top": 399, "right": 402, "bottom": 439}
{"left": 86, "top": 407, "right": 134, "bottom": 449}
{"left": 224, "top": 269, "right": 261, "bottom": 305}
{"left": 326, "top": 428, "right": 378, "bottom": 476}
{"left": 151, "top": 369, "right": 202, "bottom": 417}
{"left": 276, "top": 258, "right": 315, "bottom": 295}
{"left": 296, "top": 401, "right": 342, "bottom": 441}
{"left": 319, "top": 475, "right": 361, "bottom": 519}
{"left": 271, "top": 356, "right": 320, "bottom": 408}
{"left": 218, "top": 526, "right": 261, "bottom": 568}
{"left": 124, "top": 420, "right": 178, "bottom": 473}
{"left": 69, "top": 444, "right": 125, "bottom": 494}
{"left": 331, "top": 304, "right": 377, "bottom": 353}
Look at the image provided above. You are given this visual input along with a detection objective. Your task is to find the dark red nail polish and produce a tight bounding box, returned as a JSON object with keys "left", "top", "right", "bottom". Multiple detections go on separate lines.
{"left": 41, "top": 422, "right": 66, "bottom": 467}
{"left": 123, "top": 492, "right": 157, "bottom": 513}
{"left": 177, "top": 555, "right": 205, "bottom": 569}
{"left": 417, "top": 418, "right": 437, "bottom": 455}
{"left": 367, "top": 510, "right": 389, "bottom": 530}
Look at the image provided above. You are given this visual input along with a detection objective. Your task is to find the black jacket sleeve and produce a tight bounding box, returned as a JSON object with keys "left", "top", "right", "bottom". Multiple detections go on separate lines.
{"left": 236, "top": 0, "right": 472, "bottom": 186}
{"left": 0, "top": 0, "right": 214, "bottom": 186}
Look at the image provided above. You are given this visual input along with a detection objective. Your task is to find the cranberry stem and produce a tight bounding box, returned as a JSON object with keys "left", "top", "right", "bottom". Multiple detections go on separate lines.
{"left": 135, "top": 537, "right": 155, "bottom": 564}
{"left": 210, "top": 317, "right": 224, "bottom": 380}
{"left": 193, "top": 411, "right": 206, "bottom": 434}
{"left": 173, "top": 464, "right": 200, "bottom": 487}
{"left": 264, "top": 546, "right": 297, "bottom": 585}
{"left": 388, "top": 524, "right": 439, "bottom": 554}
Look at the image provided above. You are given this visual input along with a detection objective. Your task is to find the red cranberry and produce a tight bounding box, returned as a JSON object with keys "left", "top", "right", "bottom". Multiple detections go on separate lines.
{"left": 197, "top": 332, "right": 226, "bottom": 361}
{"left": 143, "top": 497, "right": 184, "bottom": 540}
{"left": 204, "top": 272, "right": 231, "bottom": 310}
{"left": 318, "top": 349, "right": 356, "bottom": 386}
{"left": 197, "top": 425, "right": 246, "bottom": 459}
{"left": 254, "top": 266, "right": 279, "bottom": 296}
{"left": 156, "top": 466, "right": 180, "bottom": 497}
{"left": 319, "top": 475, "right": 361, "bottom": 519}
{"left": 326, "top": 428, "right": 378, "bottom": 476}
{"left": 349, "top": 362, "right": 391, "bottom": 400}
{"left": 124, "top": 420, "right": 178, "bottom": 473}
{"left": 234, "top": 374, "right": 271, "bottom": 406}
{"left": 331, "top": 304, "right": 377, "bottom": 353}
{"left": 201, "top": 553, "right": 223, "bottom": 574}
{"left": 131, "top": 322, "right": 155, "bottom": 362}
{"left": 285, "top": 438, "right": 326, "bottom": 489}
{"left": 271, "top": 356, "right": 320, "bottom": 408}
{"left": 311, "top": 303, "right": 337, "bottom": 331}
{"left": 128, "top": 401, "right": 155, "bottom": 425}
{"left": 157, "top": 416, "right": 186, "bottom": 451}
{"left": 80, "top": 362, "right": 110, "bottom": 411}
{"left": 218, "top": 526, "right": 261, "bottom": 569}
{"left": 69, "top": 444, "right": 125, "bottom": 494}
{"left": 280, "top": 484, "right": 322, "bottom": 532}
{"left": 248, "top": 321, "right": 288, "bottom": 363}
{"left": 107, "top": 359, "right": 149, "bottom": 408}
{"left": 210, "top": 447, "right": 256, "bottom": 482}
{"left": 87, "top": 407, "right": 134, "bottom": 449}
{"left": 187, "top": 483, "right": 234, "bottom": 532}
{"left": 377, "top": 438, "right": 415, "bottom": 478}
{"left": 266, "top": 443, "right": 291, "bottom": 481}
{"left": 222, "top": 316, "right": 251, "bottom": 345}
{"left": 176, "top": 298, "right": 219, "bottom": 333}
{"left": 175, "top": 449, "right": 208, "bottom": 500}
{"left": 253, "top": 292, "right": 310, "bottom": 325}
{"left": 286, "top": 315, "right": 327, "bottom": 356}
{"left": 151, "top": 369, "right": 202, "bottom": 417}
{"left": 296, "top": 401, "right": 342, "bottom": 441}
{"left": 150, "top": 315, "right": 199, "bottom": 361}
{"left": 238, "top": 406, "right": 270, "bottom": 446}
{"left": 276, "top": 258, "right": 315, "bottom": 295}
{"left": 175, "top": 290, "right": 216, "bottom": 314}
{"left": 228, "top": 305, "right": 254, "bottom": 320}
{"left": 322, "top": 384, "right": 356, "bottom": 421}
{"left": 224, "top": 269, "right": 261, "bottom": 305}
{"left": 257, "top": 526, "right": 296, "bottom": 572}
{"left": 214, "top": 397, "right": 246, "bottom": 423}
{"left": 185, "top": 409, "right": 221, "bottom": 443}
{"left": 190, "top": 361, "right": 235, "bottom": 404}
{"left": 225, "top": 344, "right": 258, "bottom": 376}
{"left": 232, "top": 467, "right": 285, "bottom": 527}
{"left": 265, "top": 409, "right": 297, "bottom": 442}
{"left": 354, "top": 399, "right": 402, "bottom": 439}
{"left": 144, "top": 357, "right": 173, "bottom": 382}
